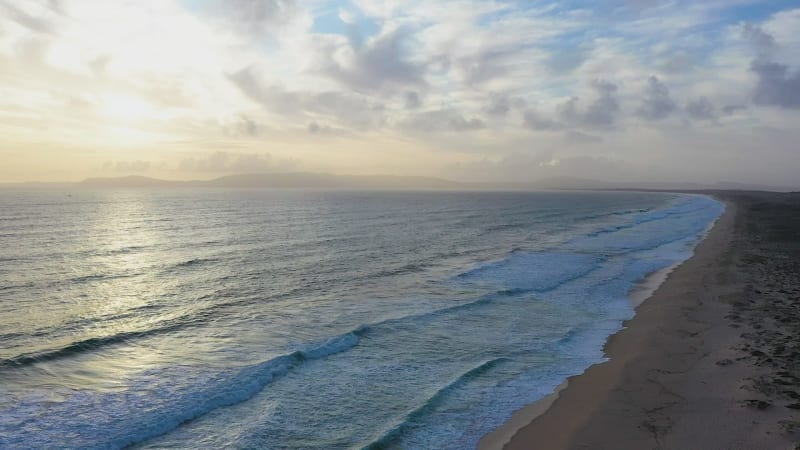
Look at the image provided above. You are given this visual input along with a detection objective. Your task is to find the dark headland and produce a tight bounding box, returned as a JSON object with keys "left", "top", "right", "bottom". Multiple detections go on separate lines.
{"left": 482, "top": 191, "right": 800, "bottom": 449}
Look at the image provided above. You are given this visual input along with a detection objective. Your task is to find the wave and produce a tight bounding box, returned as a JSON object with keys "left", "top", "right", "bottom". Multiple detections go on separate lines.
{"left": 581, "top": 197, "right": 710, "bottom": 239}
{"left": 172, "top": 257, "right": 217, "bottom": 269}
{"left": 68, "top": 273, "right": 115, "bottom": 283}
{"left": 0, "top": 282, "right": 34, "bottom": 291}
{"left": 569, "top": 196, "right": 724, "bottom": 254}
{"left": 371, "top": 262, "right": 428, "bottom": 278}
{"left": 1, "top": 283, "right": 546, "bottom": 441}
{"left": 61, "top": 271, "right": 143, "bottom": 286}
{"left": 2, "top": 288, "right": 346, "bottom": 370}
{"left": 103, "top": 245, "right": 147, "bottom": 256}
{"left": 455, "top": 252, "right": 605, "bottom": 293}
{"left": 7, "top": 200, "right": 711, "bottom": 359}
{"left": 0, "top": 294, "right": 264, "bottom": 369}
{"left": 361, "top": 357, "right": 509, "bottom": 450}
{"left": 0, "top": 329, "right": 365, "bottom": 449}
{"left": 479, "top": 222, "right": 526, "bottom": 235}
{"left": 0, "top": 315, "right": 206, "bottom": 369}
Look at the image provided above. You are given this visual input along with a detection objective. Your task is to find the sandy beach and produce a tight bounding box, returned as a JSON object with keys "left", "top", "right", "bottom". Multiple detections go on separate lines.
{"left": 482, "top": 191, "right": 800, "bottom": 450}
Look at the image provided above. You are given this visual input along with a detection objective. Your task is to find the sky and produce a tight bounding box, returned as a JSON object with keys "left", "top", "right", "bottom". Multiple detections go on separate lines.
{"left": 1, "top": 0, "right": 799, "bottom": 186}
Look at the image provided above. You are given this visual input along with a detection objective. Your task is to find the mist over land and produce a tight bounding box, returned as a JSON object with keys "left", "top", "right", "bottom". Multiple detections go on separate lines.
{"left": 17, "top": 173, "right": 794, "bottom": 193}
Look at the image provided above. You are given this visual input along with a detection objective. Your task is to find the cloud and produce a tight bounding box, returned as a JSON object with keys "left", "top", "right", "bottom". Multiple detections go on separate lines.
{"left": 547, "top": 45, "right": 589, "bottom": 74}
{"left": 751, "top": 61, "right": 800, "bottom": 109}
{"left": 88, "top": 55, "right": 111, "bottom": 76}
{"left": 485, "top": 93, "right": 525, "bottom": 117}
{"left": 307, "top": 121, "right": 346, "bottom": 136}
{"left": 0, "top": 0, "right": 59, "bottom": 35}
{"left": 741, "top": 23, "right": 776, "bottom": 57}
{"left": 657, "top": 51, "right": 694, "bottom": 74}
{"left": 227, "top": 66, "right": 383, "bottom": 128}
{"left": 454, "top": 47, "right": 522, "bottom": 86}
{"left": 523, "top": 109, "right": 562, "bottom": 131}
{"left": 227, "top": 67, "right": 300, "bottom": 114}
{"left": 220, "top": 115, "right": 259, "bottom": 137}
{"left": 308, "top": 121, "right": 327, "bottom": 134}
{"left": 685, "top": 97, "right": 716, "bottom": 120}
{"left": 558, "top": 79, "right": 621, "bottom": 129}
{"left": 102, "top": 160, "right": 151, "bottom": 174}
{"left": 1, "top": 0, "right": 800, "bottom": 187}
{"left": 404, "top": 91, "right": 421, "bottom": 109}
{"left": 740, "top": 22, "right": 800, "bottom": 109}
{"left": 722, "top": 104, "right": 747, "bottom": 115}
{"left": 583, "top": 80, "right": 621, "bottom": 128}
{"left": 400, "top": 109, "right": 486, "bottom": 133}
{"left": 220, "top": 0, "right": 302, "bottom": 36}
{"left": 178, "top": 151, "right": 298, "bottom": 173}
{"left": 636, "top": 76, "right": 676, "bottom": 120}
{"left": 449, "top": 151, "right": 628, "bottom": 183}
{"left": 564, "top": 130, "right": 603, "bottom": 144}
{"left": 317, "top": 26, "right": 426, "bottom": 92}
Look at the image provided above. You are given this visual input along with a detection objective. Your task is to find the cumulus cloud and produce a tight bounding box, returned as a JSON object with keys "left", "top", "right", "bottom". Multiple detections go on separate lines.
{"left": 722, "top": 104, "right": 747, "bottom": 115}
{"left": 227, "top": 66, "right": 383, "bottom": 128}
{"left": 317, "top": 27, "right": 426, "bottom": 93}
{"left": 454, "top": 48, "right": 522, "bottom": 86}
{"left": 558, "top": 79, "right": 621, "bottom": 129}
{"left": 523, "top": 109, "right": 562, "bottom": 131}
{"left": 220, "top": 115, "right": 259, "bottom": 137}
{"left": 741, "top": 23, "right": 777, "bottom": 56}
{"left": 583, "top": 80, "right": 621, "bottom": 127}
{"left": 220, "top": 0, "right": 302, "bottom": 36}
{"left": 485, "top": 93, "right": 525, "bottom": 117}
{"left": 685, "top": 97, "right": 716, "bottom": 120}
{"left": 741, "top": 23, "right": 800, "bottom": 109}
{"left": 400, "top": 109, "right": 486, "bottom": 133}
{"left": 636, "top": 76, "right": 676, "bottom": 120}
{"left": 226, "top": 67, "right": 299, "bottom": 114}
{"left": 751, "top": 62, "right": 800, "bottom": 109}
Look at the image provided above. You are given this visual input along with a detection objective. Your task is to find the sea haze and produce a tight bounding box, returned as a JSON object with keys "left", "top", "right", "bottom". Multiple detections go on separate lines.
{"left": 0, "top": 189, "right": 723, "bottom": 449}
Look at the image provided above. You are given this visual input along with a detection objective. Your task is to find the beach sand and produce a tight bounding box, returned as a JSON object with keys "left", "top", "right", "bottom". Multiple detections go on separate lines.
{"left": 481, "top": 191, "right": 800, "bottom": 450}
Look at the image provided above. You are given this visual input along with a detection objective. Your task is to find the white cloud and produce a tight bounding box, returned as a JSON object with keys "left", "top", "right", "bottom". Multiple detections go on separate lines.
{"left": 0, "top": 1, "right": 798, "bottom": 186}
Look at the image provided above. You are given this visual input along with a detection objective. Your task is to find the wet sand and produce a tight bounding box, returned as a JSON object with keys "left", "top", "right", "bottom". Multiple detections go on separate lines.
{"left": 483, "top": 192, "right": 800, "bottom": 450}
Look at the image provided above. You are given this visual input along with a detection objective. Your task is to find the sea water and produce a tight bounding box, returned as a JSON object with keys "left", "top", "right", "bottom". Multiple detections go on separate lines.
{"left": 0, "top": 189, "right": 723, "bottom": 449}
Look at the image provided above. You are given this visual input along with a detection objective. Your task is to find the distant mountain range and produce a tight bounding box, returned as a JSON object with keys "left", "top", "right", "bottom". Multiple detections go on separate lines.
{"left": 2, "top": 172, "right": 795, "bottom": 192}
{"left": 78, "top": 173, "right": 468, "bottom": 189}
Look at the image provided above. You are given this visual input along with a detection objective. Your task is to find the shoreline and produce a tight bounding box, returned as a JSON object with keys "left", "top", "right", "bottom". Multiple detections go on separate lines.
{"left": 478, "top": 198, "right": 723, "bottom": 450}
{"left": 493, "top": 193, "right": 800, "bottom": 449}
{"left": 478, "top": 262, "right": 685, "bottom": 450}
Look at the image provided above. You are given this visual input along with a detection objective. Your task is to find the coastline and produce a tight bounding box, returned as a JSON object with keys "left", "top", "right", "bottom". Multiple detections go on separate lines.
{"left": 478, "top": 196, "right": 724, "bottom": 450}
{"left": 488, "top": 192, "right": 800, "bottom": 449}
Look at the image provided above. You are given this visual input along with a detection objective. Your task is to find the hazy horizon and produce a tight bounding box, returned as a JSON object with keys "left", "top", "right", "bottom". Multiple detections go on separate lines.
{"left": 2, "top": 171, "right": 796, "bottom": 192}
{"left": 1, "top": 1, "right": 799, "bottom": 186}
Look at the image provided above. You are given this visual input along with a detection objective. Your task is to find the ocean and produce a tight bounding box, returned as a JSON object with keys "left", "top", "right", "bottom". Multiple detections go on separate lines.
{"left": 0, "top": 189, "right": 723, "bottom": 449}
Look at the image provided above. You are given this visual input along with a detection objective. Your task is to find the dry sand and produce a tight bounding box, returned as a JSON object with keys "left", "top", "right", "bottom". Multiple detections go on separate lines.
{"left": 480, "top": 192, "right": 800, "bottom": 450}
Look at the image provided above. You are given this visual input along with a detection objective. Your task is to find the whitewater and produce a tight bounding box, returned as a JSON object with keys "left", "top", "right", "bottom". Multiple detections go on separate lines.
{"left": 0, "top": 189, "right": 723, "bottom": 449}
